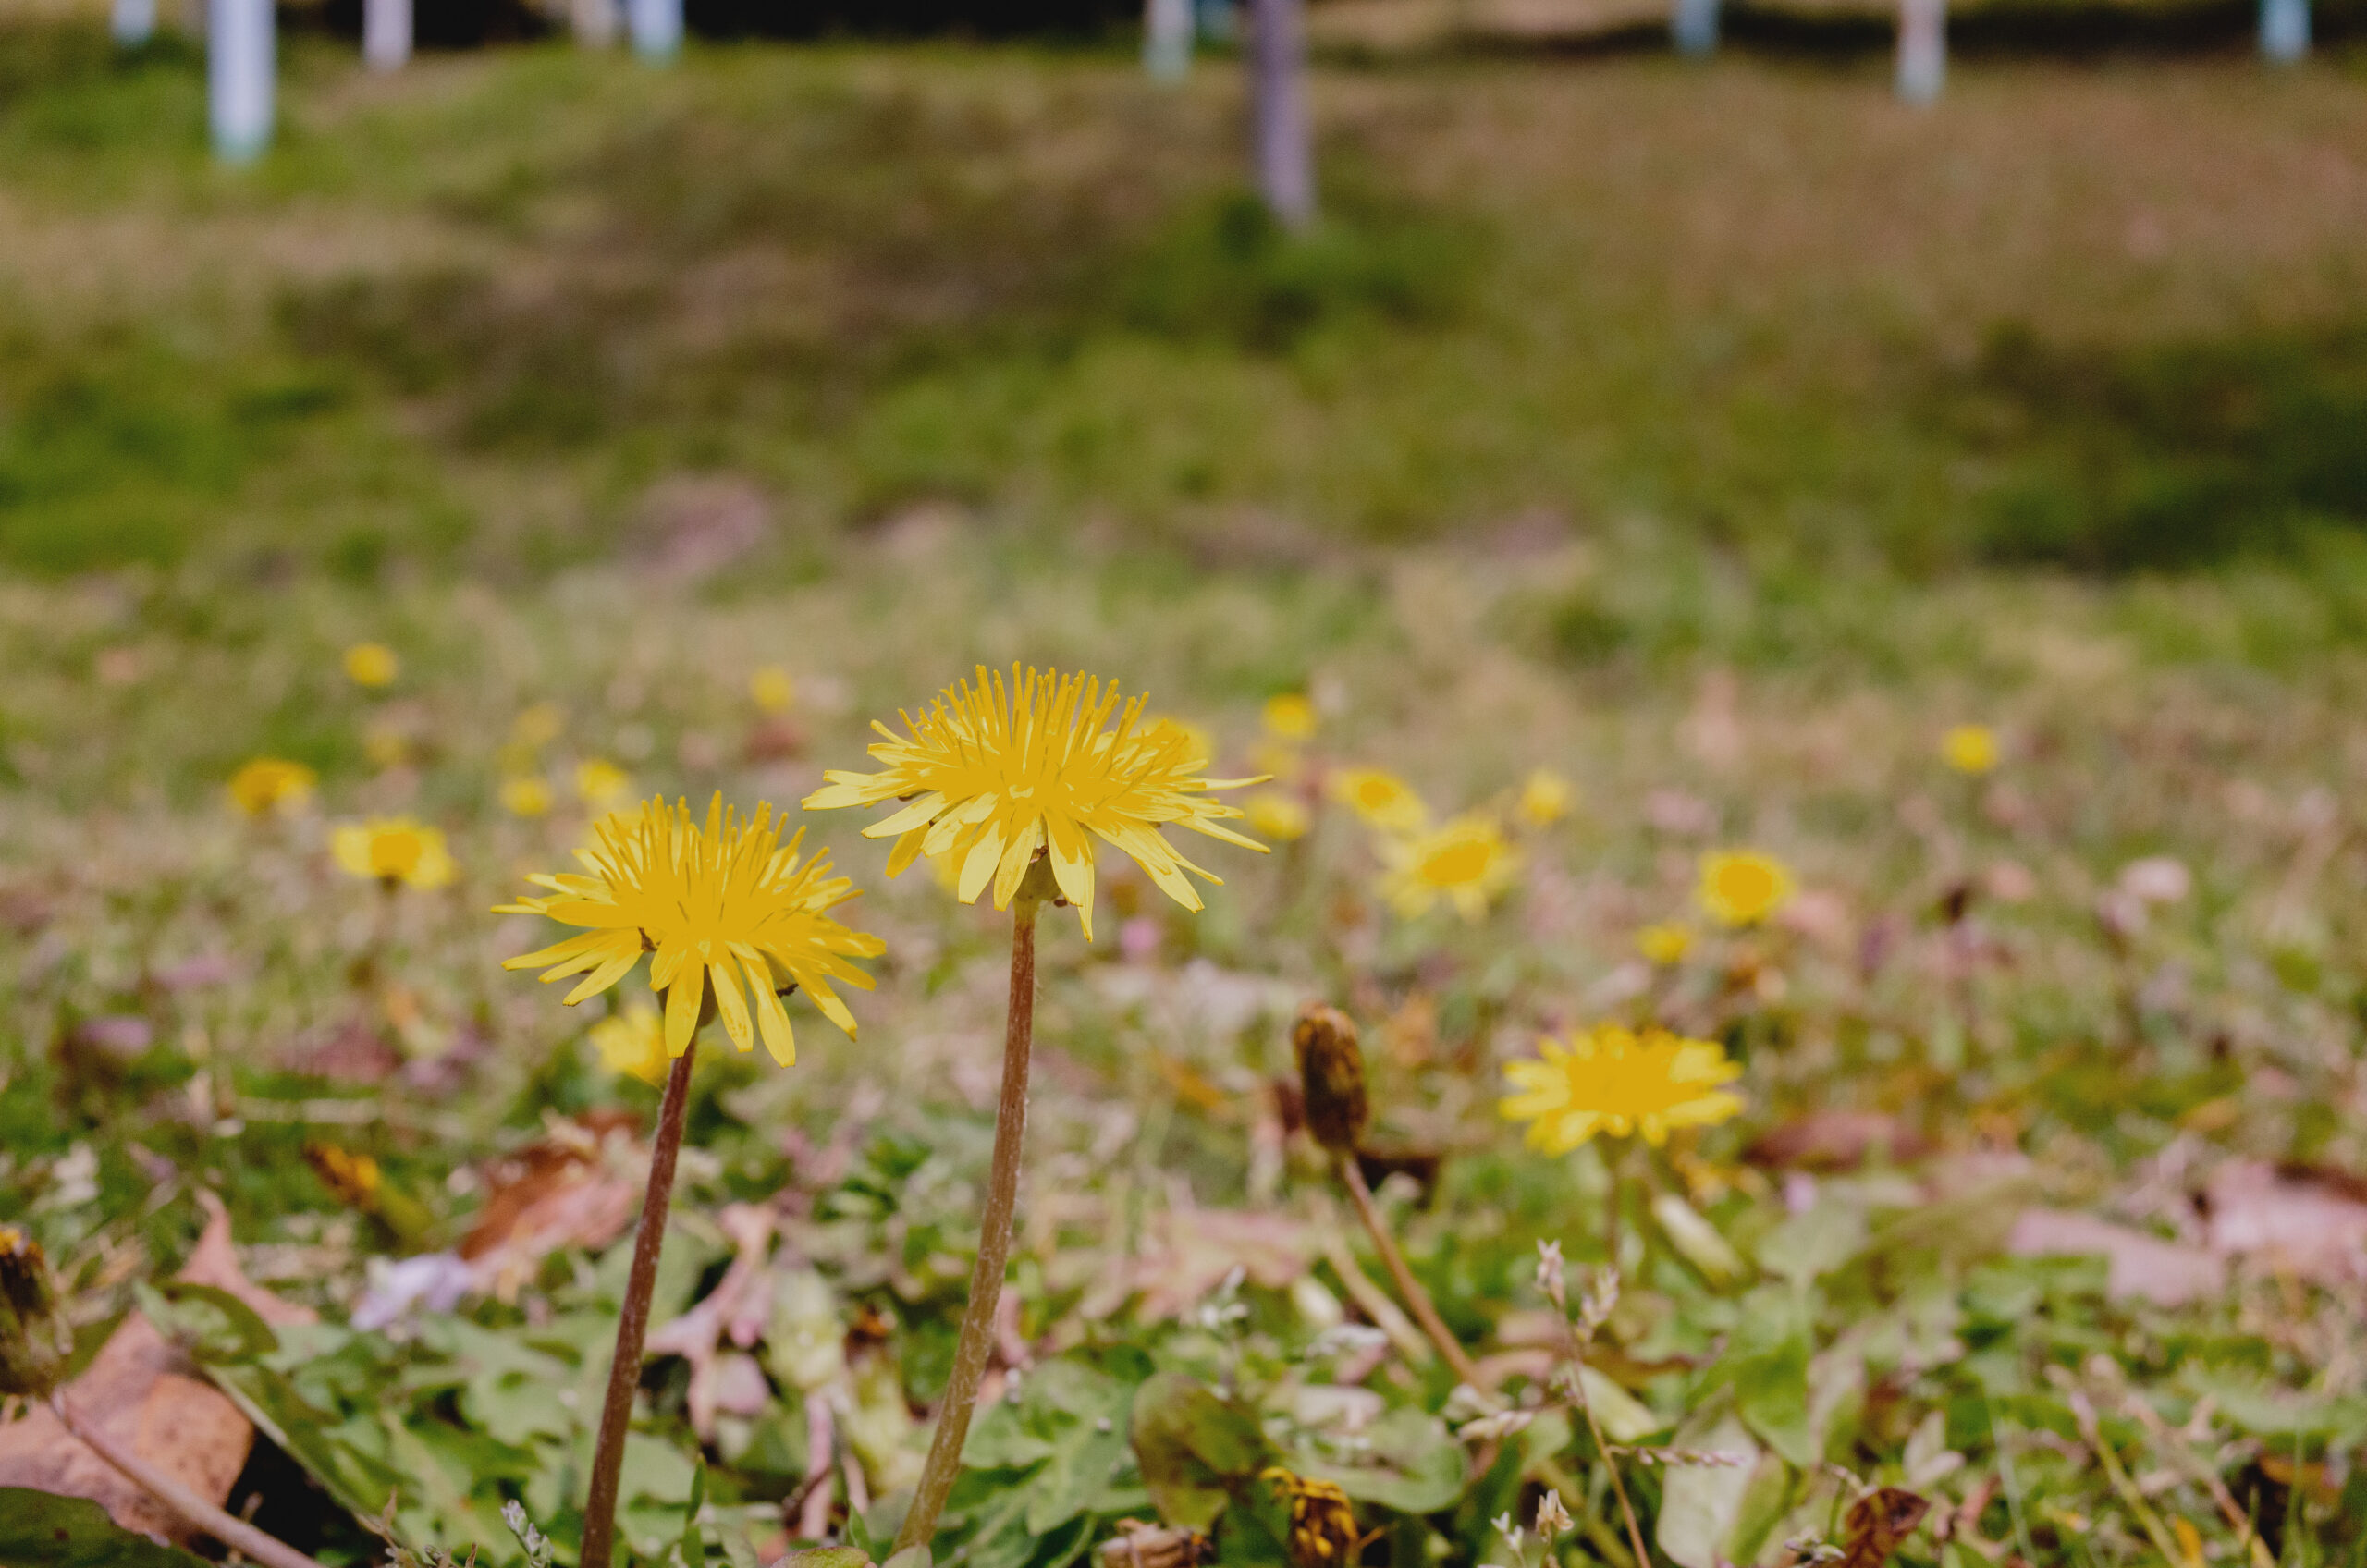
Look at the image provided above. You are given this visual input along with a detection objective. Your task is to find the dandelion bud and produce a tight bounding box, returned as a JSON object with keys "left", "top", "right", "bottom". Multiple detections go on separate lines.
{"left": 1291, "top": 1003, "right": 1369, "bottom": 1156}
{"left": 0, "top": 1226, "right": 70, "bottom": 1398}
{"left": 1265, "top": 1470, "right": 1364, "bottom": 1568}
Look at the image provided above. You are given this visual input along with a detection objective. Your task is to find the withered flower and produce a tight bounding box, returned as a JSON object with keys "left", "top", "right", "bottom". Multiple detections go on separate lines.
{"left": 1291, "top": 1003, "right": 1369, "bottom": 1156}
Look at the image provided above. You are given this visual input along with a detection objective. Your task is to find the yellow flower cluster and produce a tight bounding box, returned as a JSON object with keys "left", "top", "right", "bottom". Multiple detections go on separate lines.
{"left": 227, "top": 757, "right": 316, "bottom": 817}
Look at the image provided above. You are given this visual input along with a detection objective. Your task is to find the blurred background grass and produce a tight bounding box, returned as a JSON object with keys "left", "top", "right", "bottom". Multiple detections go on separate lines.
{"left": 0, "top": 22, "right": 2363, "bottom": 601}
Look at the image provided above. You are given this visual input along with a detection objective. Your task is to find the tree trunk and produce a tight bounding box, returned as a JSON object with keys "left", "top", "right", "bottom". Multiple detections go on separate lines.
{"left": 208, "top": 0, "right": 273, "bottom": 164}
{"left": 364, "top": 0, "right": 411, "bottom": 71}
{"left": 1249, "top": 0, "right": 1315, "bottom": 228}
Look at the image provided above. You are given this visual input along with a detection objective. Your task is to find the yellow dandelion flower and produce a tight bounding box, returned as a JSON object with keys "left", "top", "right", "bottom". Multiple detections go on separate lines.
{"left": 587, "top": 1002, "right": 669, "bottom": 1084}
{"left": 1637, "top": 922, "right": 1694, "bottom": 966}
{"left": 576, "top": 759, "right": 631, "bottom": 809}
{"left": 497, "top": 794, "right": 881, "bottom": 1063}
{"left": 1262, "top": 1469, "right": 1366, "bottom": 1568}
{"left": 802, "top": 666, "right": 1266, "bottom": 939}
{"left": 1697, "top": 850, "right": 1795, "bottom": 928}
{"left": 1379, "top": 813, "right": 1519, "bottom": 922}
{"left": 343, "top": 643, "right": 399, "bottom": 688}
{"left": 1262, "top": 693, "right": 1318, "bottom": 742}
{"left": 1245, "top": 790, "right": 1312, "bottom": 843}
{"left": 1517, "top": 767, "right": 1574, "bottom": 827}
{"left": 501, "top": 776, "right": 555, "bottom": 818}
{"left": 1942, "top": 724, "right": 1999, "bottom": 776}
{"left": 511, "top": 702, "right": 565, "bottom": 748}
{"left": 1500, "top": 1024, "right": 1744, "bottom": 1152}
{"left": 750, "top": 666, "right": 797, "bottom": 715}
{"left": 1144, "top": 714, "right": 1214, "bottom": 770}
{"left": 334, "top": 818, "right": 457, "bottom": 891}
{"left": 1330, "top": 767, "right": 1429, "bottom": 833}
{"left": 227, "top": 757, "right": 316, "bottom": 817}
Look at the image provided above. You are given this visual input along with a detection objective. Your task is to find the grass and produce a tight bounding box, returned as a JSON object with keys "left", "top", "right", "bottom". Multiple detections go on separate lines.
{"left": 7, "top": 21, "right": 2367, "bottom": 1568}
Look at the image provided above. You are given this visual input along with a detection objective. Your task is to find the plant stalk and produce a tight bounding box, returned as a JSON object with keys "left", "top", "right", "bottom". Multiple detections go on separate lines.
{"left": 51, "top": 1392, "right": 327, "bottom": 1568}
{"left": 581, "top": 1036, "right": 699, "bottom": 1568}
{"left": 1336, "top": 1154, "right": 1486, "bottom": 1390}
{"left": 897, "top": 890, "right": 1043, "bottom": 1552}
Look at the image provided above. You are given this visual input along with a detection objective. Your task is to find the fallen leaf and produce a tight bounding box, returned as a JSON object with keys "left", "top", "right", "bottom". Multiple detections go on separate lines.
{"left": 460, "top": 1112, "right": 647, "bottom": 1301}
{"left": 646, "top": 1204, "right": 776, "bottom": 1439}
{"left": 0, "top": 1195, "right": 313, "bottom": 1543}
{"left": 2007, "top": 1209, "right": 2226, "bottom": 1307}
{"left": 1838, "top": 1488, "right": 1931, "bottom": 1568}
{"left": 1746, "top": 1112, "right": 1929, "bottom": 1172}
{"left": 1079, "top": 1198, "right": 1311, "bottom": 1323}
{"left": 2202, "top": 1160, "right": 2367, "bottom": 1284}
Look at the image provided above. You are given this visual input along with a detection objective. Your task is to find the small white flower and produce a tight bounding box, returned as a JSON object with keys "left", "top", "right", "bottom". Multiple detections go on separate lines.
{"left": 1533, "top": 1489, "right": 1572, "bottom": 1541}
{"left": 1534, "top": 1240, "right": 1566, "bottom": 1306}
{"left": 1457, "top": 1410, "right": 1537, "bottom": 1443}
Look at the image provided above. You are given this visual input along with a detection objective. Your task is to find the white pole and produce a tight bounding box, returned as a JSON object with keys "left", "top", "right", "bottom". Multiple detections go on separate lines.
{"left": 629, "top": 0, "right": 681, "bottom": 60}
{"left": 2260, "top": 0, "right": 2308, "bottom": 59}
{"left": 209, "top": 0, "right": 273, "bottom": 163}
{"left": 1146, "top": 0, "right": 1193, "bottom": 80}
{"left": 112, "top": 0, "right": 157, "bottom": 46}
{"left": 364, "top": 0, "right": 412, "bottom": 70}
{"left": 572, "top": 0, "right": 619, "bottom": 45}
{"left": 1896, "top": 0, "right": 1944, "bottom": 104}
{"left": 1249, "top": 0, "right": 1314, "bottom": 227}
{"left": 1672, "top": 0, "right": 1717, "bottom": 55}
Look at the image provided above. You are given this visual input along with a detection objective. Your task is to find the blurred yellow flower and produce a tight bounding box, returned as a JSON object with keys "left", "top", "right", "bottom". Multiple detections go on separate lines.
{"left": 227, "top": 757, "right": 315, "bottom": 817}
{"left": 1245, "top": 790, "right": 1312, "bottom": 842}
{"left": 511, "top": 702, "right": 565, "bottom": 748}
{"left": 804, "top": 666, "right": 1265, "bottom": 939}
{"left": 576, "top": 759, "right": 631, "bottom": 809}
{"left": 750, "top": 666, "right": 796, "bottom": 715}
{"left": 1330, "top": 767, "right": 1428, "bottom": 833}
{"left": 1262, "top": 692, "right": 1318, "bottom": 742}
{"left": 334, "top": 818, "right": 457, "bottom": 890}
{"left": 1697, "top": 850, "right": 1795, "bottom": 928}
{"left": 363, "top": 723, "right": 412, "bottom": 771}
{"left": 501, "top": 776, "right": 555, "bottom": 818}
{"left": 1501, "top": 1024, "right": 1743, "bottom": 1152}
{"left": 1942, "top": 724, "right": 1999, "bottom": 775}
{"left": 1517, "top": 768, "right": 1574, "bottom": 827}
{"left": 343, "top": 643, "right": 399, "bottom": 688}
{"left": 1380, "top": 814, "right": 1520, "bottom": 922}
{"left": 587, "top": 1002, "right": 668, "bottom": 1085}
{"left": 1637, "top": 922, "right": 1694, "bottom": 966}
{"left": 499, "top": 795, "right": 881, "bottom": 1063}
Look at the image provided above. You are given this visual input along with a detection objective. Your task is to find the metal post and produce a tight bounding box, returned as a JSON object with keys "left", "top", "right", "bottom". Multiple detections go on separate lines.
{"left": 629, "top": 0, "right": 681, "bottom": 60}
{"left": 1672, "top": 0, "right": 1718, "bottom": 55}
{"left": 1249, "top": 0, "right": 1314, "bottom": 228}
{"left": 112, "top": 0, "right": 157, "bottom": 46}
{"left": 1896, "top": 0, "right": 1944, "bottom": 104}
{"left": 1146, "top": 0, "right": 1194, "bottom": 80}
{"left": 209, "top": 0, "right": 273, "bottom": 164}
{"left": 364, "top": 0, "right": 412, "bottom": 70}
{"left": 573, "top": 0, "right": 620, "bottom": 46}
{"left": 2260, "top": 0, "right": 2309, "bottom": 60}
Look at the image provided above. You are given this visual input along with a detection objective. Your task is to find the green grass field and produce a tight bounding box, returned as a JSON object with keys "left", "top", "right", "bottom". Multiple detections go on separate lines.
{"left": 6, "top": 22, "right": 2367, "bottom": 1568}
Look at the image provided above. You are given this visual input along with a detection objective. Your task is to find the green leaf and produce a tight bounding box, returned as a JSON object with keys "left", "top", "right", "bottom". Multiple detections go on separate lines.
{"left": 778, "top": 1552, "right": 871, "bottom": 1568}
{"left": 1651, "top": 1193, "right": 1748, "bottom": 1286}
{"left": 137, "top": 1280, "right": 279, "bottom": 1362}
{"left": 0, "top": 1488, "right": 209, "bottom": 1568}
{"left": 1129, "top": 1371, "right": 1275, "bottom": 1531}
{"left": 882, "top": 1547, "right": 931, "bottom": 1568}
{"left": 1754, "top": 1200, "right": 1868, "bottom": 1290}
{"left": 1715, "top": 1285, "right": 1814, "bottom": 1467}
{"left": 1297, "top": 1406, "right": 1463, "bottom": 1513}
{"left": 680, "top": 1454, "right": 710, "bottom": 1567}
{"left": 1653, "top": 1408, "right": 1759, "bottom": 1568}
{"left": 1576, "top": 1366, "right": 1664, "bottom": 1444}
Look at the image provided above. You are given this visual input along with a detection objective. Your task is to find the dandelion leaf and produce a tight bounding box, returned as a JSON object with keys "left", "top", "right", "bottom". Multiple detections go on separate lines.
{"left": 1653, "top": 1405, "right": 1760, "bottom": 1568}
{"left": 1296, "top": 1406, "right": 1462, "bottom": 1514}
{"left": 1129, "top": 1372, "right": 1274, "bottom": 1532}
{"left": 0, "top": 1488, "right": 209, "bottom": 1568}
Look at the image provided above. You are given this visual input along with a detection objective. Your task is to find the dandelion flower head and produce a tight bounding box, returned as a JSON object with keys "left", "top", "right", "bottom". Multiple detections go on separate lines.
{"left": 1262, "top": 1469, "right": 1364, "bottom": 1568}
{"left": 802, "top": 666, "right": 1266, "bottom": 938}
{"left": 1941, "top": 724, "right": 1999, "bottom": 776}
{"left": 1500, "top": 1024, "right": 1744, "bottom": 1152}
{"left": 335, "top": 818, "right": 457, "bottom": 890}
{"left": 588, "top": 1002, "right": 668, "bottom": 1084}
{"left": 1637, "top": 922, "right": 1694, "bottom": 966}
{"left": 750, "top": 667, "right": 796, "bottom": 715}
{"left": 576, "top": 759, "right": 631, "bottom": 808}
{"left": 343, "top": 643, "right": 399, "bottom": 688}
{"left": 1697, "top": 849, "right": 1795, "bottom": 928}
{"left": 227, "top": 757, "right": 316, "bottom": 817}
{"left": 501, "top": 776, "right": 555, "bottom": 818}
{"left": 1245, "top": 790, "right": 1312, "bottom": 843}
{"left": 1517, "top": 768, "right": 1574, "bottom": 828}
{"left": 1262, "top": 692, "right": 1318, "bottom": 742}
{"left": 498, "top": 794, "right": 881, "bottom": 1064}
{"left": 1330, "top": 767, "right": 1429, "bottom": 833}
{"left": 1380, "top": 813, "right": 1520, "bottom": 922}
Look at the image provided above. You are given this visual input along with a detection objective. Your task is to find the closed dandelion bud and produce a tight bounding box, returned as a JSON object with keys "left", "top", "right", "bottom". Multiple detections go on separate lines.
{"left": 1291, "top": 1003, "right": 1368, "bottom": 1155}
{"left": 0, "top": 1226, "right": 70, "bottom": 1399}
{"left": 1263, "top": 1469, "right": 1364, "bottom": 1568}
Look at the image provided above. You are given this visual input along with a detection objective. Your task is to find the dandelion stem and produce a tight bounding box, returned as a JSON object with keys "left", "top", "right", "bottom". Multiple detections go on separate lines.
{"left": 898, "top": 888, "right": 1044, "bottom": 1552}
{"left": 51, "top": 1392, "right": 327, "bottom": 1568}
{"left": 1604, "top": 1144, "right": 1625, "bottom": 1269}
{"left": 1336, "top": 1154, "right": 1487, "bottom": 1390}
{"left": 581, "top": 1037, "right": 698, "bottom": 1568}
{"left": 1555, "top": 1341, "right": 1651, "bottom": 1568}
